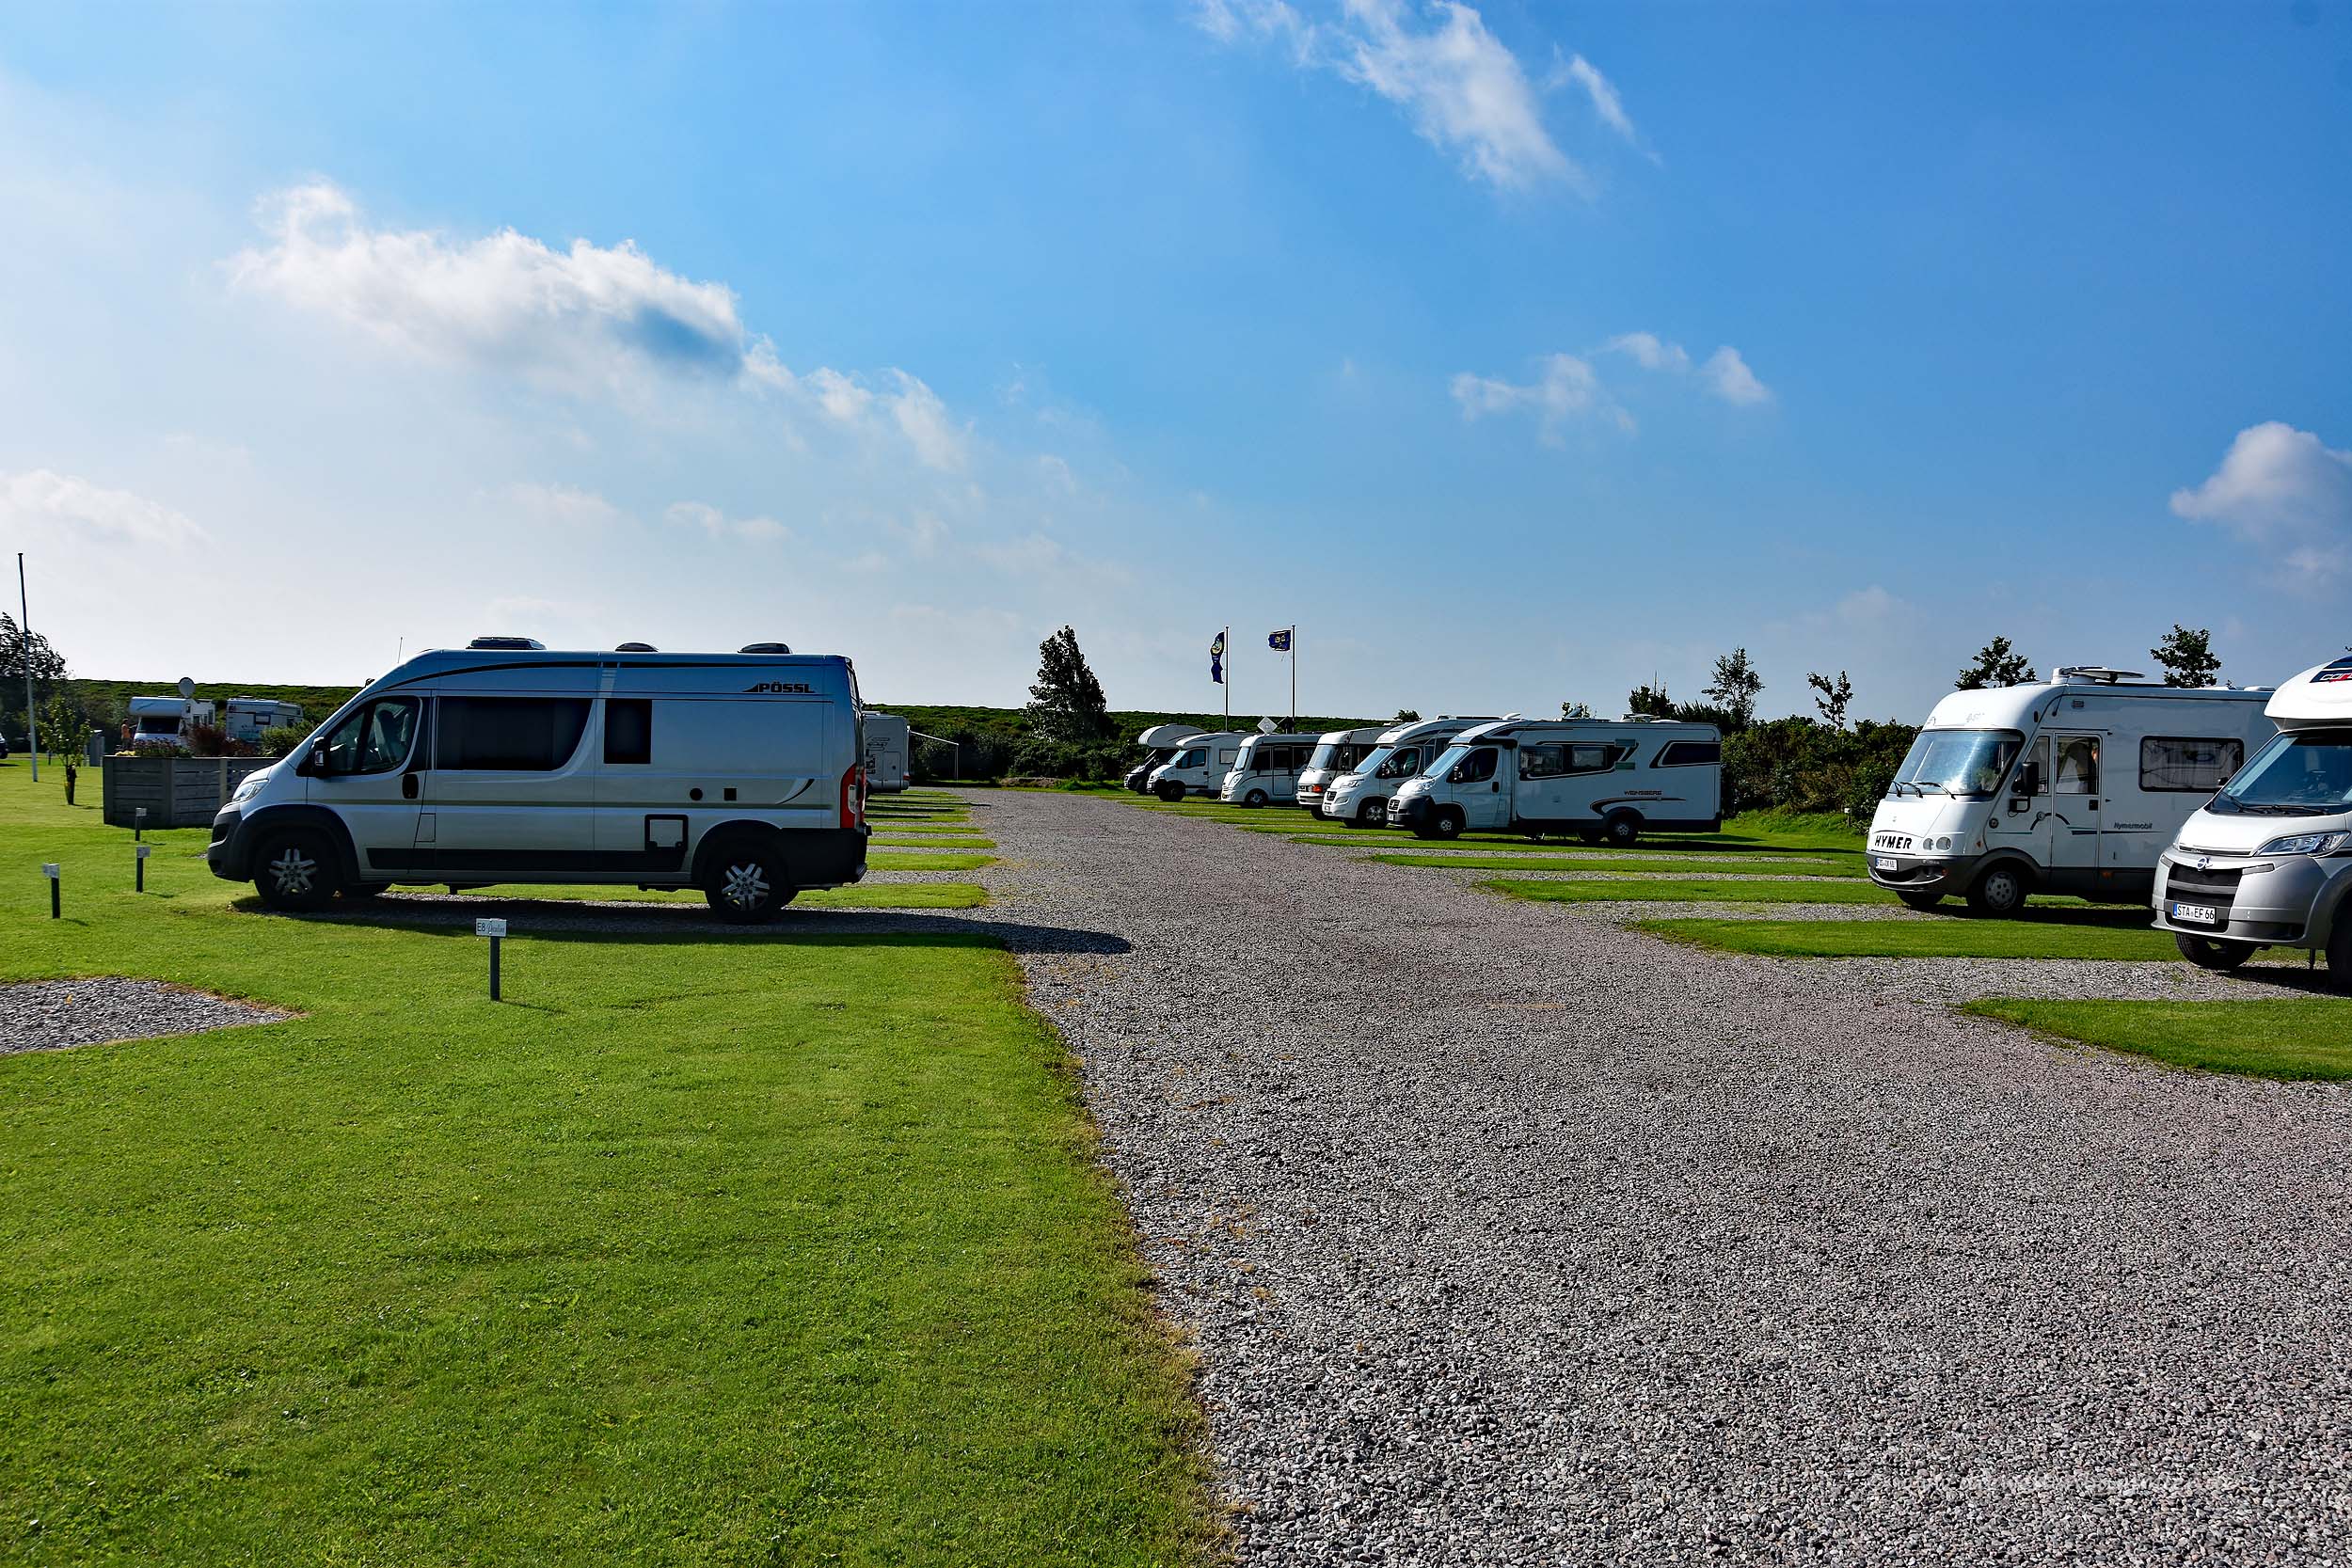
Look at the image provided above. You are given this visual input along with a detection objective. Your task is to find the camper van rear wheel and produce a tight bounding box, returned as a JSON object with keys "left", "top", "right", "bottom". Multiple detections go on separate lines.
{"left": 2173, "top": 933, "right": 2252, "bottom": 972}
{"left": 706, "top": 845, "right": 792, "bottom": 924}
{"left": 1965, "top": 863, "right": 2027, "bottom": 917}
{"left": 1601, "top": 811, "right": 1642, "bottom": 847}
{"left": 253, "top": 828, "right": 339, "bottom": 912}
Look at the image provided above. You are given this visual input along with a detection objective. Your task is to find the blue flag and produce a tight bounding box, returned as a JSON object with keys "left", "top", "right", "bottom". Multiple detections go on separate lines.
{"left": 1268, "top": 628, "right": 1293, "bottom": 652}
{"left": 1209, "top": 630, "right": 1226, "bottom": 684}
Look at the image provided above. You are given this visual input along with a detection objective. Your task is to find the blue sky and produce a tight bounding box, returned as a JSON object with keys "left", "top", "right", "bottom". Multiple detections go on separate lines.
{"left": 4, "top": 1, "right": 2349, "bottom": 721}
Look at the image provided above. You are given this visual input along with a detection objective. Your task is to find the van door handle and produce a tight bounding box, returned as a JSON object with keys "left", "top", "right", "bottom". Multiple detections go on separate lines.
{"left": 403, "top": 772, "right": 420, "bottom": 800}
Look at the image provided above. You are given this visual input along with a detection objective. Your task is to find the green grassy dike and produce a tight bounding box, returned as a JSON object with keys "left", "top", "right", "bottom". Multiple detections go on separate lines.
{"left": 0, "top": 761, "right": 1213, "bottom": 1565}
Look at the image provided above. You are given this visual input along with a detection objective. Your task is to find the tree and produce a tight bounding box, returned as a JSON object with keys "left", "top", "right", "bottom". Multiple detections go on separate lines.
{"left": 1627, "top": 683, "right": 1674, "bottom": 718}
{"left": 1560, "top": 701, "right": 1593, "bottom": 719}
{"left": 0, "top": 612, "right": 70, "bottom": 739}
{"left": 2151, "top": 625, "right": 2219, "bottom": 688}
{"left": 1023, "top": 626, "right": 1110, "bottom": 743}
{"left": 1806, "top": 670, "right": 1853, "bottom": 732}
{"left": 1956, "top": 636, "right": 2034, "bottom": 690}
{"left": 1703, "top": 649, "right": 1763, "bottom": 731}
{"left": 1391, "top": 708, "right": 1421, "bottom": 723}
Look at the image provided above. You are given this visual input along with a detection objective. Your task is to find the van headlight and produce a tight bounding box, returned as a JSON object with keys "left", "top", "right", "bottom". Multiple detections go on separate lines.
{"left": 230, "top": 768, "right": 271, "bottom": 805}
{"left": 2255, "top": 832, "right": 2352, "bottom": 856}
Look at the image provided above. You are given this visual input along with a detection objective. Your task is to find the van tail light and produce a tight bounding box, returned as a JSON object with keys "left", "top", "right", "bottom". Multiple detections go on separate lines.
{"left": 840, "top": 764, "right": 866, "bottom": 831}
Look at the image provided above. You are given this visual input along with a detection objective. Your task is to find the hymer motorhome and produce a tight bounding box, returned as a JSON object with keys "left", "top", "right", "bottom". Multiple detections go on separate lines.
{"left": 208, "top": 640, "right": 868, "bottom": 922}
{"left": 1318, "top": 717, "right": 1499, "bottom": 829}
{"left": 1147, "top": 731, "right": 1248, "bottom": 801}
{"left": 1217, "top": 732, "right": 1325, "bottom": 806}
{"left": 1295, "top": 726, "right": 1385, "bottom": 816}
{"left": 1391, "top": 717, "right": 1723, "bottom": 843}
{"left": 1125, "top": 723, "right": 1206, "bottom": 794}
{"left": 1867, "top": 667, "right": 2274, "bottom": 916}
{"left": 2153, "top": 655, "right": 2352, "bottom": 989}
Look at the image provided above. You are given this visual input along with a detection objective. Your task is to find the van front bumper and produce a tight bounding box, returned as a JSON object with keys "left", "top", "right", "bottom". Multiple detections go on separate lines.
{"left": 1865, "top": 851, "right": 1977, "bottom": 894}
{"left": 2150, "top": 849, "right": 2344, "bottom": 947}
{"left": 206, "top": 806, "right": 250, "bottom": 880}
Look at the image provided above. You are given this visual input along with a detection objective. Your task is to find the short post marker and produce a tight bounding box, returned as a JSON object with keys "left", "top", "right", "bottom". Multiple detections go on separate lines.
{"left": 134, "top": 807, "right": 147, "bottom": 842}
{"left": 477, "top": 917, "right": 507, "bottom": 1000}
{"left": 135, "top": 843, "right": 151, "bottom": 893}
{"left": 42, "top": 863, "right": 60, "bottom": 919}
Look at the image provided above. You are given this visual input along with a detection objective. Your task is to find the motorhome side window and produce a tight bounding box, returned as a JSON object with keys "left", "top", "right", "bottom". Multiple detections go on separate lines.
{"left": 605, "top": 698, "right": 652, "bottom": 766}
{"left": 319, "top": 698, "right": 420, "bottom": 775}
{"left": 1655, "top": 739, "right": 1721, "bottom": 768}
{"left": 2054, "top": 736, "right": 2099, "bottom": 795}
{"left": 2138, "top": 736, "right": 2242, "bottom": 792}
{"left": 436, "top": 696, "right": 594, "bottom": 771}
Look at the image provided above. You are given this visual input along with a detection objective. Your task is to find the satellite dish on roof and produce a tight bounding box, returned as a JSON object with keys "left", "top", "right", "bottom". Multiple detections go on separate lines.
{"left": 177, "top": 676, "right": 195, "bottom": 699}
{"left": 1257, "top": 717, "right": 1279, "bottom": 734}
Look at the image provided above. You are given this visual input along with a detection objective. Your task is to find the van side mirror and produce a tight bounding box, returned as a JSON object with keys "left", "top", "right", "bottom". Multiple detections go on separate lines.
{"left": 2013, "top": 760, "right": 2040, "bottom": 797}
{"left": 1447, "top": 766, "right": 1466, "bottom": 784}
{"left": 298, "top": 744, "right": 328, "bottom": 777}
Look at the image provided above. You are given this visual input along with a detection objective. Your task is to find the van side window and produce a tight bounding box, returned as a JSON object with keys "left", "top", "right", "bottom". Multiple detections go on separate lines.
{"left": 2054, "top": 736, "right": 2099, "bottom": 795}
{"left": 605, "top": 699, "right": 653, "bottom": 766}
{"left": 1519, "top": 744, "right": 1566, "bottom": 779}
{"left": 1655, "top": 739, "right": 1721, "bottom": 767}
{"left": 1564, "top": 743, "right": 1621, "bottom": 775}
{"left": 437, "top": 696, "right": 593, "bottom": 771}
{"left": 319, "top": 697, "right": 420, "bottom": 776}
{"left": 2140, "top": 736, "right": 2243, "bottom": 792}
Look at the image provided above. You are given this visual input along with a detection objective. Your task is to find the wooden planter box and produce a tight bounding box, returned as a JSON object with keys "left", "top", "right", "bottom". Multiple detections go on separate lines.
{"left": 102, "top": 754, "right": 276, "bottom": 829}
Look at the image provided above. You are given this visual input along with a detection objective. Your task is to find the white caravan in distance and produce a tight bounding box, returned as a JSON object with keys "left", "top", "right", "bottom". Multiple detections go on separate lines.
{"left": 224, "top": 698, "right": 305, "bottom": 745}
{"left": 208, "top": 638, "right": 868, "bottom": 923}
{"left": 1295, "top": 726, "right": 1385, "bottom": 816}
{"left": 1125, "top": 722, "right": 1206, "bottom": 794}
{"left": 1147, "top": 731, "right": 1248, "bottom": 800}
{"left": 1391, "top": 717, "right": 1722, "bottom": 843}
{"left": 860, "top": 711, "right": 910, "bottom": 793}
{"left": 2153, "top": 654, "right": 2352, "bottom": 988}
{"left": 1867, "top": 666, "right": 2275, "bottom": 916}
{"left": 1217, "top": 732, "right": 1325, "bottom": 806}
{"left": 1319, "top": 717, "right": 1499, "bottom": 829}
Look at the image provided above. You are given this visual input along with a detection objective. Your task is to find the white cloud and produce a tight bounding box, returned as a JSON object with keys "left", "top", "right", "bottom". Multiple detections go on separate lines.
{"left": 1559, "top": 53, "right": 1637, "bottom": 146}
{"left": 1700, "top": 345, "right": 1771, "bottom": 406}
{"left": 663, "top": 499, "right": 790, "bottom": 543}
{"left": 2170, "top": 421, "right": 2352, "bottom": 583}
{"left": 1191, "top": 0, "right": 1314, "bottom": 56}
{"left": 1602, "top": 331, "right": 1689, "bottom": 373}
{"left": 498, "top": 482, "right": 627, "bottom": 530}
{"left": 799, "top": 367, "right": 969, "bottom": 473}
{"left": 229, "top": 182, "right": 763, "bottom": 395}
{"left": 0, "top": 468, "right": 206, "bottom": 547}
{"left": 1450, "top": 354, "right": 1629, "bottom": 441}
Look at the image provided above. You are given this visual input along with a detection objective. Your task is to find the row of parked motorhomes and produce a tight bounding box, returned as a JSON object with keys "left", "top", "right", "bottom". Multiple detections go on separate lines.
{"left": 1127, "top": 656, "right": 2352, "bottom": 989}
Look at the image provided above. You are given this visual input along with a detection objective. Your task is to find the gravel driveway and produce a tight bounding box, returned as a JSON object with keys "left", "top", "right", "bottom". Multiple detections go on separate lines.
{"left": 957, "top": 790, "right": 2352, "bottom": 1567}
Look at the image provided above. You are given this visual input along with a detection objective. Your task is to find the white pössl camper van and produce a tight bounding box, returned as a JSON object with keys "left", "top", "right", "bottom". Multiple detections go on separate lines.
{"left": 207, "top": 641, "right": 868, "bottom": 922}
{"left": 1125, "top": 722, "right": 1206, "bottom": 794}
{"left": 1295, "top": 726, "right": 1385, "bottom": 816}
{"left": 1867, "top": 668, "right": 2274, "bottom": 915}
{"left": 1217, "top": 732, "right": 1324, "bottom": 806}
{"left": 861, "top": 711, "right": 910, "bottom": 793}
{"left": 1148, "top": 731, "right": 1248, "bottom": 801}
{"left": 1391, "top": 717, "right": 1723, "bottom": 843}
{"left": 1318, "top": 717, "right": 1499, "bottom": 828}
{"left": 2153, "top": 655, "right": 2352, "bottom": 988}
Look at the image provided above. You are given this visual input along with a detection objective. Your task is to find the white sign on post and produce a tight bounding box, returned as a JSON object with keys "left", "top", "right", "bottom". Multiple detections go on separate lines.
{"left": 475, "top": 917, "right": 508, "bottom": 938}
{"left": 135, "top": 846, "right": 151, "bottom": 860}
{"left": 41, "top": 863, "right": 59, "bottom": 878}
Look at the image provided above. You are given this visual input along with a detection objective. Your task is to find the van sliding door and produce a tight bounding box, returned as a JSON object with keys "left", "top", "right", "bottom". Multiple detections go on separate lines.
{"left": 417, "top": 695, "right": 597, "bottom": 878}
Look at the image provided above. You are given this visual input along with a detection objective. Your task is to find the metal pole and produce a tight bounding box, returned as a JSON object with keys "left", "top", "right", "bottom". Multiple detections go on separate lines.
{"left": 1223, "top": 626, "right": 1230, "bottom": 725}
{"left": 1291, "top": 626, "right": 1297, "bottom": 725}
{"left": 489, "top": 935, "right": 501, "bottom": 1001}
{"left": 18, "top": 553, "right": 38, "bottom": 783}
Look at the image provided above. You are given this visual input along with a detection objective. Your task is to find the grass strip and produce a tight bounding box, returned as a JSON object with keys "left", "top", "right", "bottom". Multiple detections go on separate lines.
{"left": 872, "top": 835, "right": 994, "bottom": 849}
{"left": 1963, "top": 997, "right": 2352, "bottom": 1080}
{"left": 1374, "top": 853, "right": 1851, "bottom": 876}
{"left": 1483, "top": 876, "right": 1905, "bottom": 906}
{"left": 1637, "top": 908, "right": 2173, "bottom": 959}
{"left": 868, "top": 851, "right": 997, "bottom": 871}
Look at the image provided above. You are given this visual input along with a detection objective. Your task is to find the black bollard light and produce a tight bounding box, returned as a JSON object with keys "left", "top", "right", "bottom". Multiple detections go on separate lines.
{"left": 477, "top": 916, "right": 507, "bottom": 1000}
{"left": 135, "top": 843, "right": 150, "bottom": 893}
{"left": 43, "top": 862, "right": 60, "bottom": 919}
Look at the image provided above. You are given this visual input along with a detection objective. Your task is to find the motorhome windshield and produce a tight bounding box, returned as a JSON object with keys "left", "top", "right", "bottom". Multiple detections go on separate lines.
{"left": 1890, "top": 728, "right": 2023, "bottom": 799}
{"left": 1308, "top": 740, "right": 1369, "bottom": 772}
{"left": 2213, "top": 729, "right": 2352, "bottom": 816}
{"left": 1373, "top": 745, "right": 1424, "bottom": 779}
{"left": 1428, "top": 744, "right": 1470, "bottom": 777}
{"left": 1171, "top": 746, "right": 1207, "bottom": 768}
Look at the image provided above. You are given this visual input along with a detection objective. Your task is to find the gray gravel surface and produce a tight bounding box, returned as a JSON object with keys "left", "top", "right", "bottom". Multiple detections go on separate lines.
{"left": 959, "top": 790, "right": 2352, "bottom": 1567}
{"left": 2, "top": 978, "right": 294, "bottom": 1054}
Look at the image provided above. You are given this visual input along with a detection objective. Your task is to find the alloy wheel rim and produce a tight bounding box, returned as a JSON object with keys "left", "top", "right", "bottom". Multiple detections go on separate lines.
{"left": 723, "top": 861, "right": 771, "bottom": 908}
{"left": 269, "top": 847, "right": 317, "bottom": 894}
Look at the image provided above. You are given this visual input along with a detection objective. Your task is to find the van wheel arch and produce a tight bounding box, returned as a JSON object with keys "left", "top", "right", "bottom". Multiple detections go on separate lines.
{"left": 239, "top": 804, "right": 362, "bottom": 885}
{"left": 1965, "top": 857, "right": 2034, "bottom": 917}
{"left": 1599, "top": 809, "right": 1643, "bottom": 847}
{"left": 691, "top": 821, "right": 794, "bottom": 887}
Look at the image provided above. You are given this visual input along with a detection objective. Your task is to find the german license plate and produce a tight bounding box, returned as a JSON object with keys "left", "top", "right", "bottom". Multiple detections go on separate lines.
{"left": 2171, "top": 902, "right": 2217, "bottom": 926}
{"left": 1874, "top": 855, "right": 1899, "bottom": 871}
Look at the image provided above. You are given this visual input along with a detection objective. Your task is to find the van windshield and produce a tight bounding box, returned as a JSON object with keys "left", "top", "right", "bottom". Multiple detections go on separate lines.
{"left": 1171, "top": 747, "right": 1206, "bottom": 768}
{"left": 1890, "top": 728, "right": 2023, "bottom": 799}
{"left": 2213, "top": 729, "right": 2352, "bottom": 815}
{"left": 1374, "top": 745, "right": 1425, "bottom": 779}
{"left": 1428, "top": 744, "right": 1470, "bottom": 778}
{"left": 1307, "top": 740, "right": 1343, "bottom": 771}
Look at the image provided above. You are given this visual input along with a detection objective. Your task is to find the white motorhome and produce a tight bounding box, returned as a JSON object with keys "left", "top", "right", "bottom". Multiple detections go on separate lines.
{"left": 224, "top": 697, "right": 304, "bottom": 745}
{"left": 1318, "top": 717, "right": 1499, "bottom": 829}
{"left": 861, "top": 711, "right": 911, "bottom": 793}
{"left": 2152, "top": 655, "right": 2352, "bottom": 988}
{"left": 1217, "top": 732, "right": 1324, "bottom": 806}
{"left": 207, "top": 639, "right": 868, "bottom": 922}
{"left": 127, "top": 694, "right": 215, "bottom": 745}
{"left": 1391, "top": 717, "right": 1723, "bottom": 843}
{"left": 1867, "top": 667, "right": 2275, "bottom": 915}
{"left": 1126, "top": 722, "right": 1206, "bottom": 794}
{"left": 1147, "top": 730, "right": 1248, "bottom": 801}
{"left": 1295, "top": 726, "right": 1385, "bottom": 816}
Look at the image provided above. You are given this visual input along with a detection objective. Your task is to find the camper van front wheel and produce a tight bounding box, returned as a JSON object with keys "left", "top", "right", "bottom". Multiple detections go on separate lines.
{"left": 1965, "top": 864, "right": 2027, "bottom": 917}
{"left": 2173, "top": 933, "right": 2252, "bottom": 972}
{"left": 253, "top": 829, "right": 338, "bottom": 912}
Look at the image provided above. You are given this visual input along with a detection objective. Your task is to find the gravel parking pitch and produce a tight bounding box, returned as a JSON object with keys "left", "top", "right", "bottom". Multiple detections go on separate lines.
{"left": 2, "top": 978, "right": 294, "bottom": 1054}
{"left": 957, "top": 789, "right": 2352, "bottom": 1567}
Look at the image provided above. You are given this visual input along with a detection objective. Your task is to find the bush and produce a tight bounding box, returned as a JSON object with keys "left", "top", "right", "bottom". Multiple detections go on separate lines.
{"left": 259, "top": 721, "right": 319, "bottom": 758}
{"left": 1720, "top": 716, "right": 1918, "bottom": 824}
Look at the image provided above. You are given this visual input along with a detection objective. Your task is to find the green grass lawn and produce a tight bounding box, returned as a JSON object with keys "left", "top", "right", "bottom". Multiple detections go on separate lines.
{"left": 1483, "top": 875, "right": 1901, "bottom": 906}
{"left": 1638, "top": 906, "right": 2172, "bottom": 959}
{"left": 868, "top": 822, "right": 986, "bottom": 836}
{"left": 873, "top": 835, "right": 994, "bottom": 849}
{"left": 1964, "top": 997, "right": 2352, "bottom": 1079}
{"left": 1374, "top": 852, "right": 1853, "bottom": 876}
{"left": 0, "top": 760, "right": 1207, "bottom": 1564}
{"left": 868, "top": 850, "right": 997, "bottom": 872}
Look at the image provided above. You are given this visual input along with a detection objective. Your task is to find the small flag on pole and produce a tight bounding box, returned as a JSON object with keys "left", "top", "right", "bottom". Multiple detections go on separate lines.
{"left": 1209, "top": 630, "right": 1226, "bottom": 684}
{"left": 1267, "top": 628, "right": 1292, "bottom": 651}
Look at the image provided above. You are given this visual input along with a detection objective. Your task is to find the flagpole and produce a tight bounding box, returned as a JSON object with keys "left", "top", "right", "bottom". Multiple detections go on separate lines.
{"left": 1290, "top": 625, "right": 1297, "bottom": 725}
{"left": 18, "top": 553, "right": 37, "bottom": 783}
{"left": 1223, "top": 626, "right": 1230, "bottom": 724}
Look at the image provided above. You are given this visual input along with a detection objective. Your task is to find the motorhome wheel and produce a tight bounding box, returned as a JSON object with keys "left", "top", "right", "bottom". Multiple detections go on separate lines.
{"left": 253, "top": 828, "right": 339, "bottom": 912}
{"left": 706, "top": 844, "right": 794, "bottom": 924}
{"left": 1965, "top": 863, "right": 2027, "bottom": 917}
{"left": 1354, "top": 800, "right": 1384, "bottom": 829}
{"left": 1243, "top": 788, "right": 1269, "bottom": 807}
{"left": 1156, "top": 781, "right": 1186, "bottom": 803}
{"left": 1601, "top": 810, "right": 1641, "bottom": 847}
{"left": 2173, "top": 933, "right": 2252, "bottom": 972}
{"left": 2328, "top": 923, "right": 2352, "bottom": 997}
{"left": 1897, "top": 891, "right": 1944, "bottom": 912}
{"left": 1429, "top": 808, "right": 1464, "bottom": 840}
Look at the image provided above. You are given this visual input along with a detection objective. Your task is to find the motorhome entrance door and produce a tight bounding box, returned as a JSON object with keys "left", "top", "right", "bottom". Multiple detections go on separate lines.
{"left": 2044, "top": 733, "right": 2104, "bottom": 884}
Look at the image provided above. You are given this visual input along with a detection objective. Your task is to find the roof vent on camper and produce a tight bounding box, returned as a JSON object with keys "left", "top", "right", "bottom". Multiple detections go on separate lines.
{"left": 2054, "top": 666, "right": 2144, "bottom": 685}
{"left": 615, "top": 641, "right": 658, "bottom": 652}
{"left": 468, "top": 636, "right": 546, "bottom": 651}
{"left": 739, "top": 641, "right": 792, "bottom": 654}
